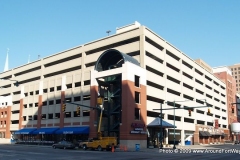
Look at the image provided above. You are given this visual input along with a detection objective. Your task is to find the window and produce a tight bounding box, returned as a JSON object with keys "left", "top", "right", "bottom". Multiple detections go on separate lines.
{"left": 84, "top": 80, "right": 90, "bottom": 86}
{"left": 66, "top": 84, "right": 72, "bottom": 89}
{"left": 75, "top": 82, "right": 81, "bottom": 87}
{"left": 135, "top": 75, "right": 140, "bottom": 87}
{"left": 65, "top": 112, "right": 71, "bottom": 118}
{"left": 42, "top": 101, "right": 47, "bottom": 106}
{"left": 83, "top": 111, "right": 90, "bottom": 116}
{"left": 65, "top": 97, "right": 71, "bottom": 102}
{"left": 74, "top": 96, "right": 81, "bottom": 101}
{"left": 50, "top": 87, "right": 54, "bottom": 92}
{"left": 57, "top": 86, "right": 61, "bottom": 91}
{"left": 55, "top": 113, "right": 60, "bottom": 119}
{"left": 56, "top": 99, "right": 61, "bottom": 104}
{"left": 83, "top": 95, "right": 90, "bottom": 101}
{"left": 135, "top": 108, "right": 140, "bottom": 120}
{"left": 135, "top": 92, "right": 140, "bottom": 104}
{"left": 48, "top": 114, "right": 53, "bottom": 119}
{"left": 34, "top": 115, "right": 38, "bottom": 120}
{"left": 49, "top": 100, "right": 54, "bottom": 105}
{"left": 28, "top": 116, "right": 32, "bottom": 120}
{"left": 41, "top": 114, "right": 46, "bottom": 119}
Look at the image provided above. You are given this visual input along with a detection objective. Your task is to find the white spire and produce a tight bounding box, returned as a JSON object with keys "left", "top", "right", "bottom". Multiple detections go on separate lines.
{"left": 4, "top": 48, "right": 9, "bottom": 72}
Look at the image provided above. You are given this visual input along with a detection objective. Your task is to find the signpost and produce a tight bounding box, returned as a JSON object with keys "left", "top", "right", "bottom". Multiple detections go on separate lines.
{"left": 130, "top": 123, "right": 147, "bottom": 134}
{"left": 231, "top": 102, "right": 240, "bottom": 142}
{"left": 153, "top": 99, "right": 211, "bottom": 149}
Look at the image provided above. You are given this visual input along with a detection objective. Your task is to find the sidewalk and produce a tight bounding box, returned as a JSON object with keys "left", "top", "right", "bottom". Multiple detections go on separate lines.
{"left": 115, "top": 143, "right": 227, "bottom": 152}
{"left": 8, "top": 143, "right": 51, "bottom": 148}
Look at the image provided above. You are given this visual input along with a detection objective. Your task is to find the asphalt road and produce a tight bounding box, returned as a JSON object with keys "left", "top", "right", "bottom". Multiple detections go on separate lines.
{"left": 0, "top": 144, "right": 240, "bottom": 160}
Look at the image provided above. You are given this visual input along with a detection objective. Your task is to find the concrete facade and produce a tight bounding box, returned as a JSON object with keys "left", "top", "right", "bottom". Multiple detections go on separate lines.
{"left": 228, "top": 64, "right": 240, "bottom": 94}
{"left": 213, "top": 67, "right": 237, "bottom": 140}
{"left": 0, "top": 21, "right": 229, "bottom": 146}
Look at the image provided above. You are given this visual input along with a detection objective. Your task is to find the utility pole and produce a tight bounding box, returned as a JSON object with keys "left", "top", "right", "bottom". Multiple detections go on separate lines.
{"left": 231, "top": 102, "right": 240, "bottom": 142}
{"left": 159, "top": 103, "right": 163, "bottom": 149}
{"left": 153, "top": 99, "right": 210, "bottom": 149}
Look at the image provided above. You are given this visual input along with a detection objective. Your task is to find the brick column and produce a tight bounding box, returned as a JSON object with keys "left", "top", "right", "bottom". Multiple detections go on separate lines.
{"left": 60, "top": 91, "right": 65, "bottom": 128}
{"left": 18, "top": 99, "right": 23, "bottom": 129}
{"left": 37, "top": 95, "right": 43, "bottom": 128}
{"left": 89, "top": 86, "right": 98, "bottom": 138}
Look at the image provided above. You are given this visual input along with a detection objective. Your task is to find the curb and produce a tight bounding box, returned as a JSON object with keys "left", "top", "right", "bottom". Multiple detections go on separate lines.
{"left": 13, "top": 144, "right": 51, "bottom": 148}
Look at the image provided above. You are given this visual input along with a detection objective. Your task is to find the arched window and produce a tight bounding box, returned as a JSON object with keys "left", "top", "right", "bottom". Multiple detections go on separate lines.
{"left": 94, "top": 49, "right": 140, "bottom": 72}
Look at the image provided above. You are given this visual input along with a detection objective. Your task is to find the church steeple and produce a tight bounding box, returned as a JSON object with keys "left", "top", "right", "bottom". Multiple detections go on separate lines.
{"left": 4, "top": 48, "right": 9, "bottom": 72}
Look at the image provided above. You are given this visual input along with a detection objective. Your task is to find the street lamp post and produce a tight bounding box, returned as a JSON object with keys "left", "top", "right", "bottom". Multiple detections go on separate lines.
{"left": 166, "top": 99, "right": 193, "bottom": 149}
{"left": 159, "top": 103, "right": 163, "bottom": 149}
{"left": 231, "top": 102, "right": 240, "bottom": 142}
{"left": 237, "top": 132, "right": 239, "bottom": 143}
{"left": 173, "top": 101, "right": 176, "bottom": 149}
{"left": 154, "top": 99, "right": 209, "bottom": 149}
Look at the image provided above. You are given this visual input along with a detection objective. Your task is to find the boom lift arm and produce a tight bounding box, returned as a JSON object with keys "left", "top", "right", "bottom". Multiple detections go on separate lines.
{"left": 97, "top": 97, "right": 104, "bottom": 139}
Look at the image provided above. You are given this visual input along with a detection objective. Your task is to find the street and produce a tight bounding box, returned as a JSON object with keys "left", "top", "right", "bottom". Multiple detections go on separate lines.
{"left": 0, "top": 144, "right": 240, "bottom": 160}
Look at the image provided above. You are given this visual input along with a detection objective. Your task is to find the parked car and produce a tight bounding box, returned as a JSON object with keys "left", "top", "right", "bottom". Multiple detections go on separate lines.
{"left": 234, "top": 140, "right": 240, "bottom": 144}
{"left": 52, "top": 141, "right": 75, "bottom": 149}
{"left": 79, "top": 140, "right": 89, "bottom": 148}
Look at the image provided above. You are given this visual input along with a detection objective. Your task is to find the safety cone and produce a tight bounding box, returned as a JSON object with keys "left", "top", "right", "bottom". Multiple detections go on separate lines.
{"left": 124, "top": 145, "right": 127, "bottom": 152}
{"left": 120, "top": 145, "right": 123, "bottom": 151}
{"left": 112, "top": 145, "right": 114, "bottom": 152}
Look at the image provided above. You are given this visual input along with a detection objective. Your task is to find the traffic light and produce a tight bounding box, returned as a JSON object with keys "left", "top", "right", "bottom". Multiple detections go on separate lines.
{"left": 62, "top": 104, "right": 66, "bottom": 112}
{"left": 232, "top": 106, "right": 234, "bottom": 113}
{"left": 188, "top": 110, "right": 191, "bottom": 116}
{"left": 207, "top": 108, "right": 210, "bottom": 114}
{"left": 97, "top": 97, "right": 103, "bottom": 105}
{"left": 76, "top": 106, "right": 80, "bottom": 115}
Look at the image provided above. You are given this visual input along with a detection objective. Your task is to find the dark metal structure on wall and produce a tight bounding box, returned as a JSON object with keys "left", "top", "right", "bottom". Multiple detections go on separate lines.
{"left": 94, "top": 49, "right": 140, "bottom": 143}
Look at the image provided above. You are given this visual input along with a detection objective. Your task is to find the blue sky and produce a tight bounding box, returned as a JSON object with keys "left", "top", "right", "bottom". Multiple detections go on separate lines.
{"left": 0, "top": 0, "right": 239, "bottom": 72}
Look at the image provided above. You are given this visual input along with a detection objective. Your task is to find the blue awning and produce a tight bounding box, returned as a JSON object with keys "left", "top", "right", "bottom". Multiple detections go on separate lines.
{"left": 14, "top": 128, "right": 37, "bottom": 135}
{"left": 32, "top": 128, "right": 59, "bottom": 134}
{"left": 147, "top": 118, "right": 176, "bottom": 128}
{"left": 55, "top": 127, "right": 89, "bottom": 134}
